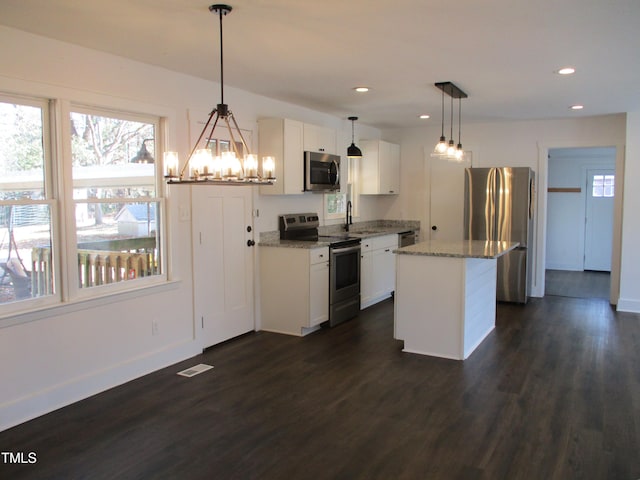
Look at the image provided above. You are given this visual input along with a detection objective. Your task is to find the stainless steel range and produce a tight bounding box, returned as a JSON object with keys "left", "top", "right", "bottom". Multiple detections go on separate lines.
{"left": 279, "top": 213, "right": 361, "bottom": 326}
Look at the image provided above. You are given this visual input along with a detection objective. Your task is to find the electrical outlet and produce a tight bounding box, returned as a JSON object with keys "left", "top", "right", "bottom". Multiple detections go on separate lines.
{"left": 152, "top": 320, "right": 159, "bottom": 336}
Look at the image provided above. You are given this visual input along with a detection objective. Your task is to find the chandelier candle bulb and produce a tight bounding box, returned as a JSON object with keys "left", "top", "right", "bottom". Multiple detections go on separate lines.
{"left": 212, "top": 155, "right": 222, "bottom": 179}
{"left": 245, "top": 154, "right": 258, "bottom": 179}
{"left": 221, "top": 151, "right": 235, "bottom": 179}
{"left": 263, "top": 156, "right": 275, "bottom": 179}
{"left": 164, "top": 151, "right": 179, "bottom": 178}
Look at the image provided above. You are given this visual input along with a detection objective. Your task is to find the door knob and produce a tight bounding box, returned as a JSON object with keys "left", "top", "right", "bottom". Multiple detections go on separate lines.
{"left": 431, "top": 225, "right": 438, "bottom": 231}
{"left": 247, "top": 239, "right": 255, "bottom": 247}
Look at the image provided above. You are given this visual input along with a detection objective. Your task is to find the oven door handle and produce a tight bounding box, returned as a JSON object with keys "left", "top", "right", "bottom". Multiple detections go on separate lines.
{"left": 331, "top": 245, "right": 361, "bottom": 255}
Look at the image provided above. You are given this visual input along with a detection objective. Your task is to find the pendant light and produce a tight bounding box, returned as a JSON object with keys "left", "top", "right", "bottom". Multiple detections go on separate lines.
{"left": 130, "top": 139, "right": 155, "bottom": 164}
{"left": 432, "top": 87, "right": 447, "bottom": 156}
{"left": 165, "top": 4, "right": 275, "bottom": 185}
{"left": 347, "top": 116, "right": 363, "bottom": 159}
{"left": 445, "top": 94, "right": 456, "bottom": 157}
{"left": 431, "top": 82, "right": 468, "bottom": 161}
{"left": 453, "top": 96, "right": 465, "bottom": 162}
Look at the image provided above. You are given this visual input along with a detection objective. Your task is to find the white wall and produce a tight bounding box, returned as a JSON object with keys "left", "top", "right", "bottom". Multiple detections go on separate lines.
{"left": 384, "top": 114, "right": 629, "bottom": 305}
{"left": 618, "top": 111, "right": 640, "bottom": 312}
{"left": 546, "top": 147, "right": 616, "bottom": 270}
{"left": 0, "top": 26, "right": 381, "bottom": 431}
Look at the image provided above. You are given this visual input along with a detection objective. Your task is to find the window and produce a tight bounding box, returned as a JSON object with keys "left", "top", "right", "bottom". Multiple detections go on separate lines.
{"left": 70, "top": 108, "right": 163, "bottom": 290}
{"left": 325, "top": 157, "right": 359, "bottom": 220}
{"left": 1, "top": 93, "right": 166, "bottom": 313}
{"left": 592, "top": 174, "right": 614, "bottom": 198}
{"left": 0, "top": 97, "right": 55, "bottom": 306}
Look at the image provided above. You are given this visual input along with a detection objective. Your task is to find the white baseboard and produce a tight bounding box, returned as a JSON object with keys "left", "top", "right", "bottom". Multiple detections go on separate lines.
{"left": 616, "top": 298, "right": 640, "bottom": 313}
{"left": 0, "top": 340, "right": 199, "bottom": 432}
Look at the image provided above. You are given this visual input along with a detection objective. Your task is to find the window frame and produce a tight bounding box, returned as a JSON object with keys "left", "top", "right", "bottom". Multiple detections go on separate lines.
{"left": 65, "top": 103, "right": 167, "bottom": 301}
{"left": 324, "top": 156, "right": 360, "bottom": 221}
{"left": 0, "top": 94, "right": 61, "bottom": 315}
{"left": 0, "top": 92, "right": 171, "bottom": 319}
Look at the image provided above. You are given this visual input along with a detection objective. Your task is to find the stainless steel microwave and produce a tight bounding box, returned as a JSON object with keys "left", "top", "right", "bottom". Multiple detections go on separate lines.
{"left": 304, "top": 151, "right": 340, "bottom": 192}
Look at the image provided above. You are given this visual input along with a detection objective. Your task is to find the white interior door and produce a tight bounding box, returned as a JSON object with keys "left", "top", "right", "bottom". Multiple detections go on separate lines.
{"left": 584, "top": 169, "right": 614, "bottom": 271}
{"left": 192, "top": 186, "right": 254, "bottom": 348}
{"left": 427, "top": 149, "right": 471, "bottom": 240}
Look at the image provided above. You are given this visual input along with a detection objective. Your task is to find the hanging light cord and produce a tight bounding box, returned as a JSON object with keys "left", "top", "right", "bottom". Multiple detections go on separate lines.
{"left": 458, "top": 97, "right": 462, "bottom": 146}
{"left": 351, "top": 119, "right": 356, "bottom": 143}
{"left": 449, "top": 94, "right": 454, "bottom": 142}
{"left": 218, "top": 7, "right": 225, "bottom": 106}
{"left": 440, "top": 88, "right": 445, "bottom": 138}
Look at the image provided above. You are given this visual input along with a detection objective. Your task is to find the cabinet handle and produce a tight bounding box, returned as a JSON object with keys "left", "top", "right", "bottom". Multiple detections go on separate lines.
{"left": 247, "top": 239, "right": 256, "bottom": 247}
{"left": 319, "top": 254, "right": 324, "bottom": 258}
{"left": 385, "top": 249, "right": 390, "bottom": 252}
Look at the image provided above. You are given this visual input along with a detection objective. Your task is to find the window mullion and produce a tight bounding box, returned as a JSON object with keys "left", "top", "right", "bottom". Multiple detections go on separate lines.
{"left": 53, "top": 98, "right": 79, "bottom": 302}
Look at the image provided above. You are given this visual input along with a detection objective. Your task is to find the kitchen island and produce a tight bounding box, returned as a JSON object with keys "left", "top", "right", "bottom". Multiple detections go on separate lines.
{"left": 394, "top": 240, "right": 518, "bottom": 360}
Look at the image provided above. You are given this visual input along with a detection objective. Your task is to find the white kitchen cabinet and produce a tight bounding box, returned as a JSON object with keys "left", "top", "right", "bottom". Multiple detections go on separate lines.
{"left": 360, "top": 140, "right": 400, "bottom": 195}
{"left": 258, "top": 117, "right": 304, "bottom": 195}
{"left": 303, "top": 123, "right": 337, "bottom": 155}
{"left": 260, "top": 246, "right": 329, "bottom": 336}
{"left": 360, "top": 234, "right": 397, "bottom": 309}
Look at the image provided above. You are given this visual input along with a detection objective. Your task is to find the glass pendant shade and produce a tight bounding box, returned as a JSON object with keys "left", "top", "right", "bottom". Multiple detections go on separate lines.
{"left": 446, "top": 139, "right": 456, "bottom": 157}
{"left": 434, "top": 136, "right": 447, "bottom": 154}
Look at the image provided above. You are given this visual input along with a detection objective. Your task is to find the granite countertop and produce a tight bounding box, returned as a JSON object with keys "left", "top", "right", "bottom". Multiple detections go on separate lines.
{"left": 259, "top": 220, "right": 420, "bottom": 249}
{"left": 346, "top": 226, "right": 415, "bottom": 238}
{"left": 258, "top": 238, "right": 334, "bottom": 249}
{"left": 395, "top": 240, "right": 519, "bottom": 259}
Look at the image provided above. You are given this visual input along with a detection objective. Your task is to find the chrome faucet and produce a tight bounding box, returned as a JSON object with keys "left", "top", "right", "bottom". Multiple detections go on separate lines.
{"left": 345, "top": 200, "right": 353, "bottom": 231}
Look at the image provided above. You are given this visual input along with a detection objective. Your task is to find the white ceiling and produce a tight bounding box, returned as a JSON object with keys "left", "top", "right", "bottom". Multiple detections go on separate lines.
{"left": 1, "top": 0, "right": 639, "bottom": 129}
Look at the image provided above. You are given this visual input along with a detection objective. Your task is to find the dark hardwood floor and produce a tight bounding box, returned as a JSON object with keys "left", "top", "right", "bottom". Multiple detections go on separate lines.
{"left": 545, "top": 269, "right": 611, "bottom": 299}
{"left": 2, "top": 296, "right": 639, "bottom": 480}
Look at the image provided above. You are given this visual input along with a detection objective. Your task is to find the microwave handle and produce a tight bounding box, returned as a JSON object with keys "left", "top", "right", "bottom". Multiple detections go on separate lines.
{"left": 333, "top": 159, "right": 340, "bottom": 186}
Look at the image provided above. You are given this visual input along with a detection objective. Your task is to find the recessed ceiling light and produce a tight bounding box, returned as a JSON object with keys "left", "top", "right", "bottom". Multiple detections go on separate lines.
{"left": 570, "top": 104, "right": 584, "bottom": 110}
{"left": 354, "top": 87, "right": 370, "bottom": 93}
{"left": 419, "top": 114, "right": 430, "bottom": 119}
{"left": 557, "top": 67, "right": 576, "bottom": 75}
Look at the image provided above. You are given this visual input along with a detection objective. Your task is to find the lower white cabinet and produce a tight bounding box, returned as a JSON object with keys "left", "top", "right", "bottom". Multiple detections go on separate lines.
{"left": 260, "top": 246, "right": 329, "bottom": 336}
{"left": 360, "top": 234, "right": 397, "bottom": 309}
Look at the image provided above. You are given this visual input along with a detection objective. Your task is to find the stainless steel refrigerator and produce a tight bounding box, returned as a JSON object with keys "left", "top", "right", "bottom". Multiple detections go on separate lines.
{"left": 464, "top": 167, "right": 535, "bottom": 303}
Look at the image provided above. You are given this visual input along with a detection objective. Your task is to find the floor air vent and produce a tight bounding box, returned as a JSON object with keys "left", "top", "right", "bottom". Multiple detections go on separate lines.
{"left": 177, "top": 363, "right": 214, "bottom": 378}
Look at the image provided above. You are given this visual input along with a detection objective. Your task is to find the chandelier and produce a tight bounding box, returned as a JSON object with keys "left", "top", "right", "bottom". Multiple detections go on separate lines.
{"left": 164, "top": 4, "right": 275, "bottom": 185}
{"left": 431, "top": 81, "right": 467, "bottom": 162}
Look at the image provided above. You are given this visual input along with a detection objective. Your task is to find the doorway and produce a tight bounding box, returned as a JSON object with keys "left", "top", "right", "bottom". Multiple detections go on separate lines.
{"left": 191, "top": 186, "right": 255, "bottom": 349}
{"left": 545, "top": 147, "right": 615, "bottom": 300}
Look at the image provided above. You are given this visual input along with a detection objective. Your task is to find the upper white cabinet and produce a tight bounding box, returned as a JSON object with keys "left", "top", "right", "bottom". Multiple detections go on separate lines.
{"left": 258, "top": 117, "right": 304, "bottom": 195}
{"left": 259, "top": 118, "right": 339, "bottom": 195}
{"left": 303, "top": 123, "right": 337, "bottom": 155}
{"left": 360, "top": 140, "right": 400, "bottom": 195}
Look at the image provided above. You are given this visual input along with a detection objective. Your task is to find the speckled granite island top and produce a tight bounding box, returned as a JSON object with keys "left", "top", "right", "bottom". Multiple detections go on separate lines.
{"left": 395, "top": 240, "right": 518, "bottom": 259}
